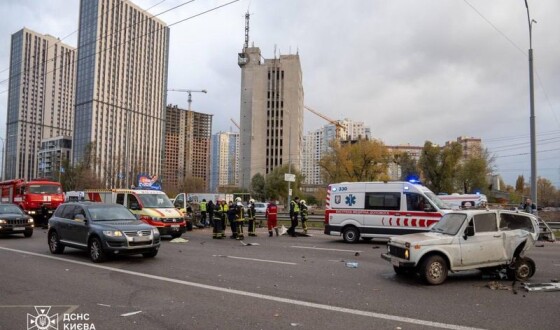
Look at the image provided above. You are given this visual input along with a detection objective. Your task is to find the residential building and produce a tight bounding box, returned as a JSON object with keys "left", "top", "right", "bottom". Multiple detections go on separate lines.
{"left": 447, "top": 136, "right": 483, "bottom": 159}
{"left": 386, "top": 144, "right": 424, "bottom": 180}
{"left": 238, "top": 45, "right": 304, "bottom": 188}
{"left": 37, "top": 136, "right": 72, "bottom": 180}
{"left": 4, "top": 28, "right": 75, "bottom": 180}
{"left": 163, "top": 105, "right": 212, "bottom": 191}
{"left": 73, "top": 0, "right": 169, "bottom": 188}
{"left": 210, "top": 131, "right": 240, "bottom": 192}
{"left": 302, "top": 119, "right": 371, "bottom": 185}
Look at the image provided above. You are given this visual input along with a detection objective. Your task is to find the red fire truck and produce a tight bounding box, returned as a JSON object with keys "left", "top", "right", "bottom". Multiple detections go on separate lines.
{"left": 0, "top": 179, "right": 65, "bottom": 226}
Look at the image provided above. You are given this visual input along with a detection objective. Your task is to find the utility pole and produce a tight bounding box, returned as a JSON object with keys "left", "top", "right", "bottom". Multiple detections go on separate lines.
{"left": 525, "top": 0, "right": 537, "bottom": 211}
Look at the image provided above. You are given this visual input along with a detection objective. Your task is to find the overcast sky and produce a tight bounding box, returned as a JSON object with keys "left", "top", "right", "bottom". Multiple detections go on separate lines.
{"left": 1, "top": 0, "right": 559, "bottom": 188}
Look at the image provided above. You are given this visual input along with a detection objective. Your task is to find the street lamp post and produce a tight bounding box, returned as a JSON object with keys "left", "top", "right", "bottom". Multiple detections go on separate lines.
{"left": 525, "top": 0, "right": 537, "bottom": 209}
{"left": 0, "top": 136, "right": 4, "bottom": 181}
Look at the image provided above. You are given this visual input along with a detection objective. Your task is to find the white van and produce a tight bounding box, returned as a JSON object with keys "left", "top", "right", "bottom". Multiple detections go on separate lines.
{"left": 437, "top": 193, "right": 488, "bottom": 209}
{"left": 324, "top": 181, "right": 451, "bottom": 243}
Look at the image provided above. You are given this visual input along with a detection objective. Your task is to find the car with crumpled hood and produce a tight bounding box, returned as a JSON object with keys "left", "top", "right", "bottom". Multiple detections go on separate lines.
{"left": 381, "top": 209, "right": 539, "bottom": 285}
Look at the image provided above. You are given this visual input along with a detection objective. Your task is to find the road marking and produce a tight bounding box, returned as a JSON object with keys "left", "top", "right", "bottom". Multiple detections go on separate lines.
{"left": 291, "top": 245, "right": 362, "bottom": 253}
{"left": 0, "top": 247, "right": 484, "bottom": 330}
{"left": 212, "top": 254, "right": 297, "bottom": 265}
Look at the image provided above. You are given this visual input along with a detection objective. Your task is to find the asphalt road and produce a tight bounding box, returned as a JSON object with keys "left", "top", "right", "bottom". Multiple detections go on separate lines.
{"left": 1, "top": 226, "right": 559, "bottom": 330}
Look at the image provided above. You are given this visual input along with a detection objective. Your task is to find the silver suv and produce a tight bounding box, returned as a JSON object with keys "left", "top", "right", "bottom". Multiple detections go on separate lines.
{"left": 381, "top": 209, "right": 539, "bottom": 285}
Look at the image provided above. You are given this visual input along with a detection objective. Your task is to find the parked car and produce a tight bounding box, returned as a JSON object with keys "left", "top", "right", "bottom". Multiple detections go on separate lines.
{"left": 254, "top": 202, "right": 269, "bottom": 214}
{"left": 0, "top": 203, "right": 34, "bottom": 237}
{"left": 48, "top": 202, "right": 160, "bottom": 263}
{"left": 381, "top": 209, "right": 539, "bottom": 285}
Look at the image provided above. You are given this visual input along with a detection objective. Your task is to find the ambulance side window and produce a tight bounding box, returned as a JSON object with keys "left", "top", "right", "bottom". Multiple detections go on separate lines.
{"left": 116, "top": 193, "right": 125, "bottom": 205}
{"left": 365, "top": 192, "right": 400, "bottom": 211}
{"left": 128, "top": 194, "right": 141, "bottom": 210}
{"left": 406, "top": 193, "right": 430, "bottom": 212}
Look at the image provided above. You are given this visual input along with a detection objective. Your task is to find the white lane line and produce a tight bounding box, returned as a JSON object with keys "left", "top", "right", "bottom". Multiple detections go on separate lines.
{"left": 0, "top": 247, "right": 484, "bottom": 330}
{"left": 291, "top": 245, "right": 362, "bottom": 253}
{"left": 212, "top": 255, "right": 297, "bottom": 265}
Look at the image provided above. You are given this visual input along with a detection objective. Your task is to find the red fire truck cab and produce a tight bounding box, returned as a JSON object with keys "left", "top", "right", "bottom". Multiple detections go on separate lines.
{"left": 0, "top": 179, "right": 65, "bottom": 226}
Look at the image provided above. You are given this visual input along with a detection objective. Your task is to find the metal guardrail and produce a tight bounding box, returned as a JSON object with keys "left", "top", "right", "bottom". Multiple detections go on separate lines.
{"left": 548, "top": 222, "right": 560, "bottom": 230}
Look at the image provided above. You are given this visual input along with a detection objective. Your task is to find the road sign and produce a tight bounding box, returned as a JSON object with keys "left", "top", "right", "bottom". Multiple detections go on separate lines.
{"left": 284, "top": 173, "right": 295, "bottom": 182}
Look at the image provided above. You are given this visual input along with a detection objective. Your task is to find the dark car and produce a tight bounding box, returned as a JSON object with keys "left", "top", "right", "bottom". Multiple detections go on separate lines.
{"left": 47, "top": 202, "right": 160, "bottom": 263}
{"left": 0, "top": 203, "right": 34, "bottom": 237}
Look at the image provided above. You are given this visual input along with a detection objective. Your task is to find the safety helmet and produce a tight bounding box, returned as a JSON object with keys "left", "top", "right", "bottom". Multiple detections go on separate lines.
{"left": 300, "top": 200, "right": 306, "bottom": 205}
{"left": 249, "top": 198, "right": 255, "bottom": 203}
{"left": 235, "top": 197, "right": 242, "bottom": 202}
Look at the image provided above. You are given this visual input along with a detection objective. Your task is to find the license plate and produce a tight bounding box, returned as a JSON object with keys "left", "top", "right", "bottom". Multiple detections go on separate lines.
{"left": 133, "top": 236, "right": 150, "bottom": 242}
{"left": 392, "top": 258, "right": 400, "bottom": 267}
{"left": 171, "top": 225, "right": 180, "bottom": 228}
{"left": 13, "top": 227, "right": 25, "bottom": 231}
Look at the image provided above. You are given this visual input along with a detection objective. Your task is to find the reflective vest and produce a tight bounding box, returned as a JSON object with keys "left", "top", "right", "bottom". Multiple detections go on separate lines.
{"left": 200, "top": 201, "right": 207, "bottom": 212}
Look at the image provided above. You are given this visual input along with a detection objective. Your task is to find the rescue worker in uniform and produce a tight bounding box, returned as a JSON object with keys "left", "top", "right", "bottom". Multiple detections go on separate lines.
{"left": 220, "top": 200, "right": 228, "bottom": 238}
{"left": 234, "top": 197, "right": 245, "bottom": 239}
{"left": 266, "top": 201, "right": 279, "bottom": 237}
{"left": 300, "top": 199, "right": 309, "bottom": 235}
{"left": 212, "top": 200, "right": 226, "bottom": 239}
{"left": 288, "top": 196, "right": 300, "bottom": 237}
{"left": 227, "top": 201, "right": 237, "bottom": 239}
{"left": 200, "top": 199, "right": 208, "bottom": 227}
{"left": 247, "top": 199, "right": 257, "bottom": 236}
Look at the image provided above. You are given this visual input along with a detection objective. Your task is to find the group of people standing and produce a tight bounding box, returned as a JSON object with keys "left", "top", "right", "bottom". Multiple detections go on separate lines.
{"left": 195, "top": 197, "right": 309, "bottom": 239}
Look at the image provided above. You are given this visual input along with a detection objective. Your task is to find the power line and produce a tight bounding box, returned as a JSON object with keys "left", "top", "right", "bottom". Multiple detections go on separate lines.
{"left": 0, "top": 0, "right": 169, "bottom": 80}
{"left": 0, "top": 0, "right": 240, "bottom": 96}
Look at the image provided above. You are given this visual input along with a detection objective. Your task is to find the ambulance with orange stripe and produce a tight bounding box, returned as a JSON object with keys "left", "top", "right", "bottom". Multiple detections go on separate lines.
{"left": 85, "top": 189, "right": 186, "bottom": 238}
{"left": 324, "top": 181, "right": 452, "bottom": 243}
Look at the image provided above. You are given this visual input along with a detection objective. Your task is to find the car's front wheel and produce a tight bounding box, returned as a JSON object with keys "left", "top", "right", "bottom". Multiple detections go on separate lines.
{"left": 48, "top": 230, "right": 65, "bottom": 254}
{"left": 89, "top": 237, "right": 107, "bottom": 263}
{"left": 420, "top": 255, "right": 448, "bottom": 285}
{"left": 143, "top": 249, "right": 159, "bottom": 258}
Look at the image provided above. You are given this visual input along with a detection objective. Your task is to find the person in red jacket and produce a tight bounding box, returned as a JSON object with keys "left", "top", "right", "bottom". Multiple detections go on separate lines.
{"left": 266, "top": 201, "right": 278, "bottom": 237}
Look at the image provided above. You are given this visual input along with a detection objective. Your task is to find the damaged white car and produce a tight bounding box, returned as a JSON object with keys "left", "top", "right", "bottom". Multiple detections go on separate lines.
{"left": 381, "top": 209, "right": 539, "bottom": 285}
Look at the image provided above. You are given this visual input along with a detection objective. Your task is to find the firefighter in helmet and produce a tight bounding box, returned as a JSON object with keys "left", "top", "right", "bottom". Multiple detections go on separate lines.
{"left": 247, "top": 199, "right": 257, "bottom": 236}
{"left": 212, "top": 199, "right": 226, "bottom": 239}
{"left": 234, "top": 197, "right": 245, "bottom": 240}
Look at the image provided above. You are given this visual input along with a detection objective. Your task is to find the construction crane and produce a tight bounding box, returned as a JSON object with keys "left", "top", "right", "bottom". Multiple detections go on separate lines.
{"left": 168, "top": 89, "right": 207, "bottom": 110}
{"left": 304, "top": 105, "right": 346, "bottom": 139}
{"left": 230, "top": 118, "right": 240, "bottom": 130}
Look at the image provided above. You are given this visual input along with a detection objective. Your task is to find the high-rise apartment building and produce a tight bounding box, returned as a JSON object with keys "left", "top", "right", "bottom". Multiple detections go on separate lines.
{"left": 4, "top": 28, "right": 75, "bottom": 180}
{"left": 163, "top": 105, "right": 212, "bottom": 191}
{"left": 302, "top": 119, "right": 371, "bottom": 185}
{"left": 73, "top": 0, "right": 169, "bottom": 187}
{"left": 238, "top": 46, "right": 304, "bottom": 188}
{"left": 446, "top": 136, "right": 483, "bottom": 159}
{"left": 37, "top": 136, "right": 72, "bottom": 180}
{"left": 210, "top": 131, "right": 240, "bottom": 192}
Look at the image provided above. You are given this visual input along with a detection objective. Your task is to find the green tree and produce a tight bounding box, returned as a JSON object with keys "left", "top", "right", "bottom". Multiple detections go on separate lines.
{"left": 393, "top": 151, "right": 419, "bottom": 181}
{"left": 515, "top": 175, "right": 525, "bottom": 193}
{"left": 455, "top": 150, "right": 491, "bottom": 194}
{"left": 537, "top": 177, "right": 556, "bottom": 207}
{"left": 319, "top": 139, "right": 390, "bottom": 183}
{"left": 418, "top": 141, "right": 462, "bottom": 194}
{"left": 250, "top": 173, "right": 266, "bottom": 201}
{"left": 265, "top": 165, "right": 303, "bottom": 204}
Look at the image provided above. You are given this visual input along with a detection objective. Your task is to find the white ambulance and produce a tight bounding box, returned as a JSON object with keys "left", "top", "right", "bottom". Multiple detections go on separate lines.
{"left": 437, "top": 193, "right": 488, "bottom": 209}
{"left": 324, "top": 181, "right": 452, "bottom": 243}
